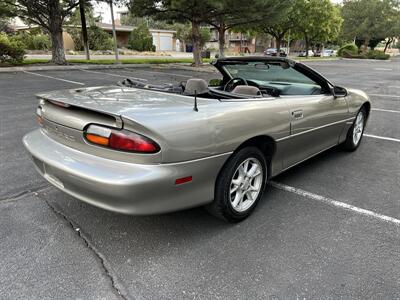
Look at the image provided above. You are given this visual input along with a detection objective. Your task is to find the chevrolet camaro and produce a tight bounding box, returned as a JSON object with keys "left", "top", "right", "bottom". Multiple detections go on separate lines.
{"left": 23, "top": 57, "right": 370, "bottom": 222}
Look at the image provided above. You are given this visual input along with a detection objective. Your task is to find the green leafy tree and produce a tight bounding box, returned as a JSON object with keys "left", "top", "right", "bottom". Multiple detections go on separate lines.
{"left": 128, "top": 0, "right": 214, "bottom": 66}
{"left": 0, "top": 1, "right": 17, "bottom": 33}
{"left": 294, "top": 0, "right": 343, "bottom": 57}
{"left": 2, "top": 0, "right": 91, "bottom": 64}
{"left": 341, "top": 0, "right": 400, "bottom": 52}
{"left": 128, "top": 22, "right": 155, "bottom": 51}
{"left": 252, "top": 1, "right": 298, "bottom": 53}
{"left": 121, "top": 14, "right": 170, "bottom": 28}
{"left": 209, "top": 0, "right": 293, "bottom": 57}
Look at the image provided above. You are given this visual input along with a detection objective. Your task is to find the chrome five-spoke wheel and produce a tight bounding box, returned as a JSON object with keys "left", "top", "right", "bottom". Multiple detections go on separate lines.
{"left": 343, "top": 107, "right": 367, "bottom": 151}
{"left": 207, "top": 146, "right": 268, "bottom": 222}
{"left": 230, "top": 158, "right": 263, "bottom": 212}
{"left": 352, "top": 111, "right": 364, "bottom": 145}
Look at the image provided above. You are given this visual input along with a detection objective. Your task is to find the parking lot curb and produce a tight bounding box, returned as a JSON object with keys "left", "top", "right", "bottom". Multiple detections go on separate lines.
{"left": 154, "top": 63, "right": 217, "bottom": 73}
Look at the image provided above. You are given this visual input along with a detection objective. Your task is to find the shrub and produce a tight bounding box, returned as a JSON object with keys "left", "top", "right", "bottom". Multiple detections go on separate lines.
{"left": 68, "top": 25, "right": 114, "bottom": 51}
{"left": 338, "top": 43, "right": 358, "bottom": 57}
{"left": 128, "top": 23, "right": 155, "bottom": 52}
{"left": 0, "top": 33, "right": 25, "bottom": 64}
{"left": 29, "top": 34, "right": 51, "bottom": 50}
{"left": 10, "top": 33, "right": 51, "bottom": 50}
{"left": 339, "top": 47, "right": 390, "bottom": 60}
{"left": 366, "top": 50, "right": 390, "bottom": 60}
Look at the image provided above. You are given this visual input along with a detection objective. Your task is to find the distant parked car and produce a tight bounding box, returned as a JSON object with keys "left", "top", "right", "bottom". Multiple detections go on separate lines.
{"left": 314, "top": 49, "right": 336, "bottom": 57}
{"left": 298, "top": 50, "right": 314, "bottom": 57}
{"left": 264, "top": 48, "right": 287, "bottom": 57}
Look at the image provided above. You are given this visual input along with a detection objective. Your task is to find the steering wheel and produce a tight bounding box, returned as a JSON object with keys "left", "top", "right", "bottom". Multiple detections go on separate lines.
{"left": 224, "top": 77, "right": 248, "bottom": 92}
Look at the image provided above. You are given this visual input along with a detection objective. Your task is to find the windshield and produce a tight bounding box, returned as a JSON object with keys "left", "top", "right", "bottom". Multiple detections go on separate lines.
{"left": 224, "top": 62, "right": 316, "bottom": 85}
{"left": 222, "top": 61, "right": 323, "bottom": 95}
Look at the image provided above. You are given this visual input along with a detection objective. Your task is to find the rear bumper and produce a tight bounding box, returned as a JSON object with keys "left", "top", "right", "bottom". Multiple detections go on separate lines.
{"left": 23, "top": 129, "right": 230, "bottom": 215}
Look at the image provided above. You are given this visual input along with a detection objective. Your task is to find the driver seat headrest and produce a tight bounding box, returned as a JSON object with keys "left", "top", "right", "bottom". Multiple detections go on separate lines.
{"left": 232, "top": 85, "right": 262, "bottom": 96}
{"left": 183, "top": 78, "right": 209, "bottom": 95}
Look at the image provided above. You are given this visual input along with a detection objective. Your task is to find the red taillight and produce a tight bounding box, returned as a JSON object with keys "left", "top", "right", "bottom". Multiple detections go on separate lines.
{"left": 85, "top": 125, "right": 160, "bottom": 153}
{"left": 109, "top": 131, "right": 159, "bottom": 152}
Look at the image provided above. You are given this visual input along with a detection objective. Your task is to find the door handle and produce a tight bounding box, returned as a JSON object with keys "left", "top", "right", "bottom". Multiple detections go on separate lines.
{"left": 292, "top": 110, "right": 303, "bottom": 119}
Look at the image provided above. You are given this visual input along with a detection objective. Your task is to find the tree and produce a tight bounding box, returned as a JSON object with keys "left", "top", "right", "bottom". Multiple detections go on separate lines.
{"left": 128, "top": 22, "right": 155, "bottom": 51}
{"left": 208, "top": 0, "right": 293, "bottom": 57}
{"left": 0, "top": 0, "right": 16, "bottom": 33}
{"left": 253, "top": 2, "right": 297, "bottom": 53}
{"left": 129, "top": 0, "right": 224, "bottom": 66}
{"left": 121, "top": 14, "right": 171, "bottom": 28}
{"left": 341, "top": 0, "right": 400, "bottom": 51}
{"left": 3, "top": 0, "right": 88, "bottom": 64}
{"left": 294, "top": 0, "right": 343, "bottom": 57}
{"left": 67, "top": 5, "right": 113, "bottom": 51}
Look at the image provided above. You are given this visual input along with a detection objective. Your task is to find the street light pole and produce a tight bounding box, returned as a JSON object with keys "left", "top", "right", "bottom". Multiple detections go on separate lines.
{"left": 109, "top": 0, "right": 119, "bottom": 63}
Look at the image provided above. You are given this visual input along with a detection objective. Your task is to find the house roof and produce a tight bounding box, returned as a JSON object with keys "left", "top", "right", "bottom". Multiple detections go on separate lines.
{"left": 10, "top": 22, "right": 176, "bottom": 34}
{"left": 96, "top": 22, "right": 176, "bottom": 34}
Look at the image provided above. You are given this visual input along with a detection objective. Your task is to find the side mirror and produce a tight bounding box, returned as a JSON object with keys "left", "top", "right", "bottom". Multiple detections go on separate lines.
{"left": 209, "top": 78, "right": 222, "bottom": 87}
{"left": 332, "top": 85, "right": 347, "bottom": 98}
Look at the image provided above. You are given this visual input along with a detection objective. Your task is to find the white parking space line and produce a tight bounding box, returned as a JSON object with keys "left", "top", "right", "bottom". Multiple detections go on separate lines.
{"left": 388, "top": 86, "right": 400, "bottom": 89}
{"left": 373, "top": 68, "right": 393, "bottom": 71}
{"left": 270, "top": 181, "right": 400, "bottom": 226}
{"left": 368, "top": 94, "right": 400, "bottom": 98}
{"left": 372, "top": 108, "right": 400, "bottom": 114}
{"left": 23, "top": 70, "right": 85, "bottom": 85}
{"left": 80, "top": 69, "right": 148, "bottom": 81}
{"left": 364, "top": 134, "right": 400, "bottom": 143}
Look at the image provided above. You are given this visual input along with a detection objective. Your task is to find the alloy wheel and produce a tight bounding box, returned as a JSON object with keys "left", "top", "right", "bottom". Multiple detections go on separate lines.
{"left": 353, "top": 112, "right": 364, "bottom": 145}
{"left": 229, "top": 157, "right": 264, "bottom": 212}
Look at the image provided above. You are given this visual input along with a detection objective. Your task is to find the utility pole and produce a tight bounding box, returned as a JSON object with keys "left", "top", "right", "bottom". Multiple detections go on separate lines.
{"left": 287, "top": 29, "right": 291, "bottom": 56}
{"left": 79, "top": 0, "right": 90, "bottom": 60}
{"left": 109, "top": 0, "right": 119, "bottom": 62}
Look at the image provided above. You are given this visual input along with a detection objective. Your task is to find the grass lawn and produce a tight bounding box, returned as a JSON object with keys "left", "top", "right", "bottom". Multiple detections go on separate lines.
{"left": 1, "top": 56, "right": 340, "bottom": 67}
{"left": 4, "top": 57, "right": 211, "bottom": 66}
{"left": 294, "top": 56, "right": 339, "bottom": 61}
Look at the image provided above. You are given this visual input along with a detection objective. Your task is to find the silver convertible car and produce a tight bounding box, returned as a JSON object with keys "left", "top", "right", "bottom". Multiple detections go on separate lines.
{"left": 23, "top": 57, "right": 370, "bottom": 222}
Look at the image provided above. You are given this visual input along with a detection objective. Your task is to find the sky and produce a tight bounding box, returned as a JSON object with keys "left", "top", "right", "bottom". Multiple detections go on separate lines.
{"left": 92, "top": 1, "right": 127, "bottom": 24}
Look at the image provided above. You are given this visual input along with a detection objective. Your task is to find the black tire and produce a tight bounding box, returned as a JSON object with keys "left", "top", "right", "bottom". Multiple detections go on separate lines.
{"left": 342, "top": 107, "right": 367, "bottom": 151}
{"left": 206, "top": 146, "right": 268, "bottom": 223}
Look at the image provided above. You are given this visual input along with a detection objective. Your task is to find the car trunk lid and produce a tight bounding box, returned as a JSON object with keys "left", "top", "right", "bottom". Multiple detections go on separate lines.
{"left": 37, "top": 86, "right": 195, "bottom": 123}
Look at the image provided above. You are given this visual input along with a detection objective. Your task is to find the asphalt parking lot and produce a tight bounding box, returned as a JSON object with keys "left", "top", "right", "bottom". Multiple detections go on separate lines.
{"left": 0, "top": 58, "right": 399, "bottom": 299}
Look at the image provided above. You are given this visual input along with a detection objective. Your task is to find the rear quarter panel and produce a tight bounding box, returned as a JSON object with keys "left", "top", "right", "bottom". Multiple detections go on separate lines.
{"left": 132, "top": 97, "right": 290, "bottom": 172}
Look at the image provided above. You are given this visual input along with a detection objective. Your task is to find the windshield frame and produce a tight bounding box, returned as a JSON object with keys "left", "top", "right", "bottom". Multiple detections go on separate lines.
{"left": 212, "top": 57, "right": 334, "bottom": 95}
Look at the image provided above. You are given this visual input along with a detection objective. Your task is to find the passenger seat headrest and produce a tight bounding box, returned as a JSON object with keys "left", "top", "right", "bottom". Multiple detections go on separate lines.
{"left": 232, "top": 85, "right": 262, "bottom": 97}
{"left": 183, "top": 78, "right": 209, "bottom": 95}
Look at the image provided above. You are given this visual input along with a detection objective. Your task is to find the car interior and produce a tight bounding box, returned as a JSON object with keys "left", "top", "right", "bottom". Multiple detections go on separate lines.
{"left": 118, "top": 59, "right": 331, "bottom": 100}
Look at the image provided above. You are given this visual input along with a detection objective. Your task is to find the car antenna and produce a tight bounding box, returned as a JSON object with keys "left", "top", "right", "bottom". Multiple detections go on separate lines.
{"left": 193, "top": 90, "right": 198, "bottom": 112}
